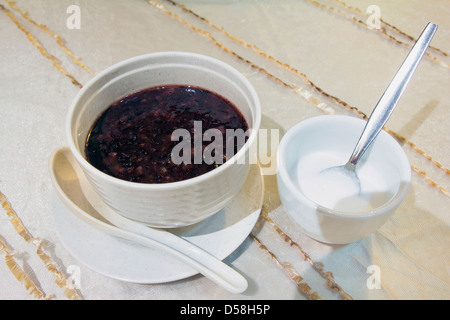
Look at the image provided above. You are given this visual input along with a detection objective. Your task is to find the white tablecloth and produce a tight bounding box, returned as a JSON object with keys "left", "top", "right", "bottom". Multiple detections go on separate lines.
{"left": 1, "top": 0, "right": 449, "bottom": 300}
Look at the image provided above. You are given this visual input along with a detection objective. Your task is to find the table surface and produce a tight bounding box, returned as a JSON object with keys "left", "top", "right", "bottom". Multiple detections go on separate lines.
{"left": 1, "top": 0, "right": 449, "bottom": 300}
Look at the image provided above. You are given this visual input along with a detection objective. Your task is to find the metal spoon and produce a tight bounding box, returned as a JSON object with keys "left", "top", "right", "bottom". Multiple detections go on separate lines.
{"left": 322, "top": 22, "right": 438, "bottom": 190}
{"left": 49, "top": 147, "right": 249, "bottom": 293}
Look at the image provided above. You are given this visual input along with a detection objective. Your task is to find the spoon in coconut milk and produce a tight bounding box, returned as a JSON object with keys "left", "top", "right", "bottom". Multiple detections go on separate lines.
{"left": 321, "top": 23, "right": 437, "bottom": 192}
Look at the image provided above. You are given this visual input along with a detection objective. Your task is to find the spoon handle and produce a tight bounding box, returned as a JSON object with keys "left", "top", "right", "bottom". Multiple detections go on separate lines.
{"left": 102, "top": 207, "right": 249, "bottom": 294}
{"left": 53, "top": 147, "right": 248, "bottom": 294}
{"left": 348, "top": 22, "right": 438, "bottom": 165}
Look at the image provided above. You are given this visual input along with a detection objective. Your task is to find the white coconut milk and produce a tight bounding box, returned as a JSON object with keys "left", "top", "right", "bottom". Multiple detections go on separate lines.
{"left": 295, "top": 150, "right": 393, "bottom": 214}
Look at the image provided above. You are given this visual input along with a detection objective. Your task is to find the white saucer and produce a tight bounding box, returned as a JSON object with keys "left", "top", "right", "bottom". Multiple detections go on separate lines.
{"left": 50, "top": 152, "right": 263, "bottom": 284}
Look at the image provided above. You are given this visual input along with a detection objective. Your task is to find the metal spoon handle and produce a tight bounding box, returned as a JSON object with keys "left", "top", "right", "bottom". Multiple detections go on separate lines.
{"left": 349, "top": 22, "right": 438, "bottom": 165}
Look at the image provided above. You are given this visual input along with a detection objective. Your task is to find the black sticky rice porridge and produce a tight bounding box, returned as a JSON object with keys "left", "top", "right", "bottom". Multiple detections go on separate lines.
{"left": 85, "top": 85, "right": 249, "bottom": 183}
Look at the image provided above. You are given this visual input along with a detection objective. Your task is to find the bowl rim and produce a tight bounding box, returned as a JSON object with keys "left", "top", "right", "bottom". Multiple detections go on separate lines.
{"left": 67, "top": 51, "right": 261, "bottom": 190}
{"left": 277, "top": 115, "right": 411, "bottom": 220}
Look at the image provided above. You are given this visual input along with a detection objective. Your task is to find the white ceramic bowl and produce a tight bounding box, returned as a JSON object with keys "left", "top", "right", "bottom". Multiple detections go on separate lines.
{"left": 277, "top": 115, "right": 411, "bottom": 244}
{"left": 67, "top": 52, "right": 261, "bottom": 228}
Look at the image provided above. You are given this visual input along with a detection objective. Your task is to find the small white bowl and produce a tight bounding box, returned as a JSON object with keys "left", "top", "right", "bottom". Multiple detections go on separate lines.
{"left": 277, "top": 115, "right": 411, "bottom": 244}
{"left": 67, "top": 52, "right": 261, "bottom": 228}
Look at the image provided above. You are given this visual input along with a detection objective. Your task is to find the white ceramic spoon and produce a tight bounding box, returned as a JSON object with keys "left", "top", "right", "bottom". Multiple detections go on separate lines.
{"left": 49, "top": 147, "right": 250, "bottom": 293}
